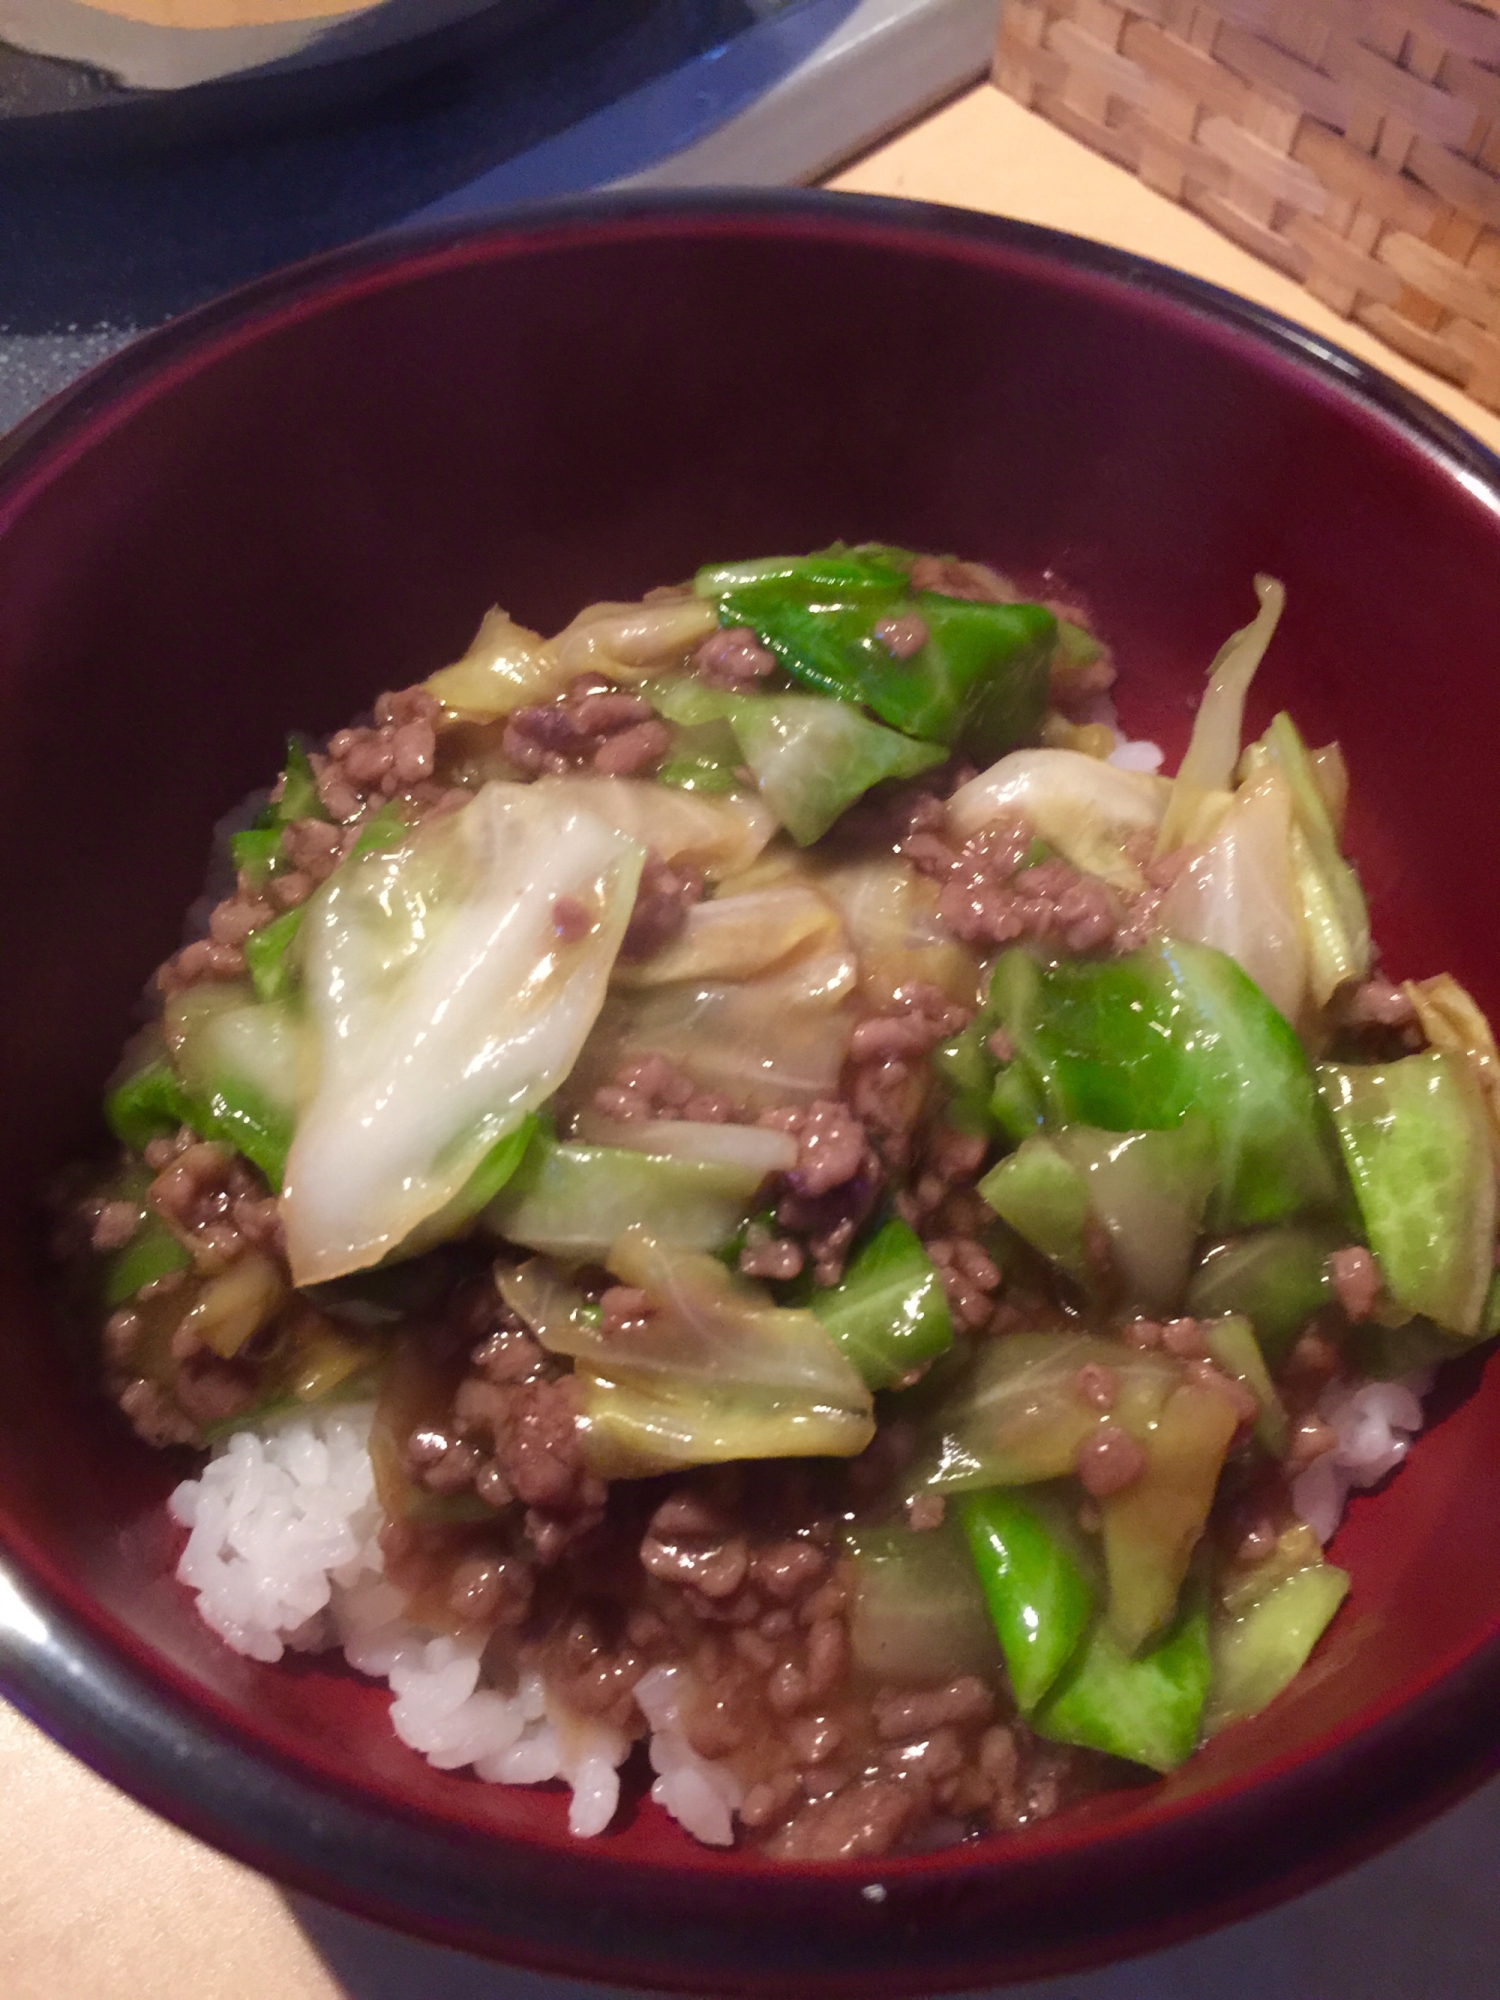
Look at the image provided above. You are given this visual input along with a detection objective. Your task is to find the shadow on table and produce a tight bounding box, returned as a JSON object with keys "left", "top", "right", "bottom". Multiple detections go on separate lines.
{"left": 288, "top": 1769, "right": 1500, "bottom": 2000}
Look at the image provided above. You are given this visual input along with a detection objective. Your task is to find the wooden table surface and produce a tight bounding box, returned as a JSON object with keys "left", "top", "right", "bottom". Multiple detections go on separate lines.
{"left": 6, "top": 81, "right": 1499, "bottom": 2000}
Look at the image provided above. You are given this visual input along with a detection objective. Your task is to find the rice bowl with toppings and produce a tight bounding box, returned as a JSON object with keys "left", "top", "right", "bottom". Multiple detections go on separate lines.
{"left": 53, "top": 541, "right": 1500, "bottom": 1862}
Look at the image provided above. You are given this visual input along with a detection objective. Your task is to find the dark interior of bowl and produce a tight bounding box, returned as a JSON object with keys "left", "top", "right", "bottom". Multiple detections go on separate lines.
{"left": 2, "top": 196, "right": 1500, "bottom": 1996}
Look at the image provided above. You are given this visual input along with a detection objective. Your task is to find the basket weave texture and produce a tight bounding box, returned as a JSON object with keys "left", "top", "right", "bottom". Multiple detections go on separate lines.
{"left": 994, "top": 0, "right": 1500, "bottom": 412}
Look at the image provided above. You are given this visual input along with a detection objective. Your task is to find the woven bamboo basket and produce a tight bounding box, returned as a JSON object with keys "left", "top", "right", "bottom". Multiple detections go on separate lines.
{"left": 993, "top": 0, "right": 1500, "bottom": 413}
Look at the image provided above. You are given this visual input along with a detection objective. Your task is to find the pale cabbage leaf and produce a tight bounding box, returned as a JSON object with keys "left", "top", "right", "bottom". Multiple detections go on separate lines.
{"left": 281, "top": 784, "right": 643, "bottom": 1284}
{"left": 946, "top": 748, "right": 1170, "bottom": 891}
{"left": 499, "top": 1232, "right": 875, "bottom": 1477}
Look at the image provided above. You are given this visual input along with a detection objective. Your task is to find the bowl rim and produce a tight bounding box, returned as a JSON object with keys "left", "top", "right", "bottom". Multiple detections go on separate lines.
{"left": 3, "top": 185, "right": 1500, "bottom": 1994}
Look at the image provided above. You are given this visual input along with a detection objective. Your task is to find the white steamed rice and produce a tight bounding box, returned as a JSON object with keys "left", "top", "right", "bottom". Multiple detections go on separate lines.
{"left": 167, "top": 1402, "right": 735, "bottom": 1843}
{"left": 1289, "top": 1369, "right": 1431, "bottom": 1545}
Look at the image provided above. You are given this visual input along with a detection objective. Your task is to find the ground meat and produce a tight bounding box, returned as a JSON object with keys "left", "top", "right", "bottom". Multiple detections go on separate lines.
{"left": 693, "top": 626, "right": 777, "bottom": 689}
{"left": 171, "top": 1352, "right": 259, "bottom": 1428}
{"left": 90, "top": 1199, "right": 143, "bottom": 1253}
{"left": 767, "top": 1778, "right": 919, "bottom": 1861}
{"left": 1075, "top": 1423, "right": 1147, "bottom": 1497}
{"left": 906, "top": 806, "right": 1126, "bottom": 954}
{"left": 907, "top": 555, "right": 1014, "bottom": 602}
{"left": 1073, "top": 1361, "right": 1120, "bottom": 1412}
{"left": 591, "top": 1051, "right": 736, "bottom": 1125}
{"left": 636, "top": 1492, "right": 777, "bottom": 1604}
{"left": 896, "top": 1122, "right": 992, "bottom": 1240}
{"left": 314, "top": 685, "right": 442, "bottom": 819}
{"left": 447, "top": 1552, "right": 534, "bottom": 1627}
{"left": 953, "top": 850, "right": 1119, "bottom": 952}
{"left": 116, "top": 1376, "right": 202, "bottom": 1447}
{"left": 280, "top": 816, "right": 347, "bottom": 881}
{"left": 1337, "top": 975, "right": 1417, "bottom": 1030}
{"left": 102, "top": 1307, "right": 142, "bottom": 1366}
{"left": 157, "top": 936, "right": 248, "bottom": 989}
{"left": 873, "top": 612, "right": 929, "bottom": 659}
{"left": 759, "top": 1099, "right": 868, "bottom": 1198}
{"left": 738, "top": 1222, "right": 805, "bottom": 1281}
{"left": 845, "top": 984, "right": 972, "bottom": 1172}
{"left": 599, "top": 1286, "right": 654, "bottom": 1337}
{"left": 1329, "top": 1245, "right": 1382, "bottom": 1321}
{"left": 1183, "top": 1359, "right": 1260, "bottom": 1429}
{"left": 924, "top": 1237, "right": 1002, "bottom": 1331}
{"left": 906, "top": 1492, "right": 946, "bottom": 1531}
{"left": 406, "top": 1330, "right": 606, "bottom": 1564}
{"left": 146, "top": 1133, "right": 281, "bottom": 1272}
{"left": 620, "top": 850, "right": 705, "bottom": 960}
{"left": 770, "top": 1137, "right": 884, "bottom": 1288}
{"left": 873, "top": 1676, "right": 995, "bottom": 1740}
{"left": 1276, "top": 1326, "right": 1343, "bottom": 1414}
{"left": 1123, "top": 1315, "right": 1209, "bottom": 1358}
{"left": 503, "top": 675, "right": 670, "bottom": 778}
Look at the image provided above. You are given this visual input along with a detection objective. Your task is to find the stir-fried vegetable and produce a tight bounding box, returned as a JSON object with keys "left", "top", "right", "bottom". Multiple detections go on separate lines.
{"left": 1185, "top": 1225, "right": 1339, "bottom": 1367}
{"left": 283, "top": 783, "right": 644, "bottom": 1285}
{"left": 1157, "top": 768, "right": 1310, "bottom": 1030}
{"left": 1099, "top": 1378, "right": 1238, "bottom": 1652}
{"left": 1251, "top": 712, "right": 1370, "bottom": 1006}
{"left": 484, "top": 1132, "right": 767, "bottom": 1260}
{"left": 1155, "top": 575, "right": 1285, "bottom": 856}
{"left": 500, "top": 1232, "right": 874, "bottom": 1477}
{"left": 905, "top": 1331, "right": 1182, "bottom": 1493}
{"left": 693, "top": 545, "right": 1057, "bottom": 761}
{"left": 957, "top": 1488, "right": 1094, "bottom": 1710}
{"left": 1205, "top": 1525, "right": 1349, "bottom": 1733}
{"left": 846, "top": 1521, "right": 1000, "bottom": 1683}
{"left": 649, "top": 679, "right": 945, "bottom": 845}
{"left": 980, "top": 1120, "right": 1216, "bottom": 1314}
{"left": 1318, "top": 1053, "right": 1496, "bottom": 1336}
{"left": 423, "top": 606, "right": 570, "bottom": 718}
{"left": 1201, "top": 1314, "right": 1288, "bottom": 1456}
{"left": 497, "top": 773, "right": 777, "bottom": 882}
{"left": 1403, "top": 973, "right": 1500, "bottom": 1166}
{"left": 1032, "top": 1580, "right": 1212, "bottom": 1773}
{"left": 164, "top": 985, "right": 300, "bottom": 1188}
{"left": 947, "top": 749, "right": 1168, "bottom": 891}
{"left": 987, "top": 938, "right": 1347, "bottom": 1231}
{"left": 74, "top": 546, "right": 1500, "bottom": 1853}
{"left": 229, "top": 740, "right": 329, "bottom": 885}
{"left": 807, "top": 1218, "right": 954, "bottom": 1390}
{"left": 571, "top": 948, "right": 857, "bottom": 1116}
{"left": 609, "top": 884, "right": 844, "bottom": 989}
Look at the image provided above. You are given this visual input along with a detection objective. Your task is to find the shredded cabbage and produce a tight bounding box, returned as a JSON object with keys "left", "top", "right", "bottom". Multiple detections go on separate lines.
{"left": 485, "top": 1135, "right": 766, "bottom": 1259}
{"left": 815, "top": 855, "right": 981, "bottom": 1008}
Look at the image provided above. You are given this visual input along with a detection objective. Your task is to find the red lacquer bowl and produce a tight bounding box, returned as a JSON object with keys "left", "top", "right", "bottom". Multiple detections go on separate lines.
{"left": 1, "top": 193, "right": 1498, "bottom": 1995}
